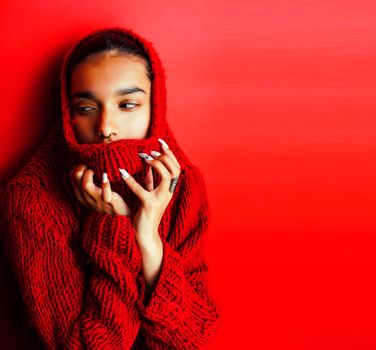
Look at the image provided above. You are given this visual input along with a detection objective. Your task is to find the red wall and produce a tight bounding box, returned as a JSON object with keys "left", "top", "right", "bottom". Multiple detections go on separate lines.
{"left": 1, "top": 1, "right": 376, "bottom": 349}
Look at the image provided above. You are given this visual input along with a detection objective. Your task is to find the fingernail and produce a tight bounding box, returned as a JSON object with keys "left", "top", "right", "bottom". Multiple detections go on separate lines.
{"left": 103, "top": 172, "right": 108, "bottom": 183}
{"left": 119, "top": 168, "right": 130, "bottom": 179}
{"left": 158, "top": 138, "right": 169, "bottom": 150}
{"left": 150, "top": 150, "right": 161, "bottom": 157}
{"left": 138, "top": 152, "right": 154, "bottom": 161}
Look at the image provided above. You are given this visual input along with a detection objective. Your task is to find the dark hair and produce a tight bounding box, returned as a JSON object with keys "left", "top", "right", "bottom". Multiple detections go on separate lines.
{"left": 65, "top": 31, "right": 154, "bottom": 98}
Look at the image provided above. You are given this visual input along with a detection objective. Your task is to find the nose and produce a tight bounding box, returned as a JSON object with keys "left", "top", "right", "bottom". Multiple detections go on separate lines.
{"left": 95, "top": 106, "right": 119, "bottom": 142}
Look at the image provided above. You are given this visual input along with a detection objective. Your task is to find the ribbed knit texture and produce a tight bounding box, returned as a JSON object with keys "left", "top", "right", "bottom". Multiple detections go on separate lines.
{"left": 0, "top": 26, "right": 221, "bottom": 349}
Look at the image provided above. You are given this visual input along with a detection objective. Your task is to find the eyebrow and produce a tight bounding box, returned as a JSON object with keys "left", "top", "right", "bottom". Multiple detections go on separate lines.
{"left": 71, "top": 87, "right": 147, "bottom": 99}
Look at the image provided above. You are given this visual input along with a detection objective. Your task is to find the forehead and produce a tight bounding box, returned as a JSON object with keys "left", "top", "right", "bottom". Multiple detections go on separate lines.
{"left": 70, "top": 54, "right": 150, "bottom": 94}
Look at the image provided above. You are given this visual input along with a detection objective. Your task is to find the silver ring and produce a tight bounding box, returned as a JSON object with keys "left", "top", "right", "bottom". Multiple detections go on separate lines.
{"left": 169, "top": 176, "right": 179, "bottom": 193}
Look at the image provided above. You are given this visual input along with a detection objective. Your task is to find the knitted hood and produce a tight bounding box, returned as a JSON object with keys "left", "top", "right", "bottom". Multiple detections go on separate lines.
{"left": 59, "top": 26, "right": 189, "bottom": 209}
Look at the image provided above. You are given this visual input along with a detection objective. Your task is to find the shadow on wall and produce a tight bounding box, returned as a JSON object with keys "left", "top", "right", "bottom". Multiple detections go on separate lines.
{"left": 0, "top": 46, "right": 69, "bottom": 188}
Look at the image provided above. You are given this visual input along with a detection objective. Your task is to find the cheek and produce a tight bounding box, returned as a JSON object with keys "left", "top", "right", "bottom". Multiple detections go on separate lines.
{"left": 117, "top": 111, "right": 150, "bottom": 138}
{"left": 73, "top": 117, "right": 95, "bottom": 142}
{"left": 135, "top": 110, "right": 151, "bottom": 131}
{"left": 122, "top": 109, "right": 150, "bottom": 127}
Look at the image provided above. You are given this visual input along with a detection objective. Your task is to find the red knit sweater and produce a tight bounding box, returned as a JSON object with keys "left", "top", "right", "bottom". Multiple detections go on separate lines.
{"left": 0, "top": 27, "right": 221, "bottom": 349}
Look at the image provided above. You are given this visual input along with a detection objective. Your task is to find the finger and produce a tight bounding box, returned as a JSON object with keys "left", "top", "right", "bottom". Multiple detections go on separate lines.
{"left": 144, "top": 165, "right": 154, "bottom": 191}
{"left": 102, "top": 172, "right": 112, "bottom": 203}
{"left": 70, "top": 164, "right": 92, "bottom": 207}
{"left": 72, "top": 163, "right": 89, "bottom": 193}
{"left": 149, "top": 152, "right": 180, "bottom": 178}
{"left": 119, "top": 168, "right": 148, "bottom": 202}
{"left": 157, "top": 138, "right": 180, "bottom": 168}
{"left": 69, "top": 166, "right": 91, "bottom": 209}
{"left": 140, "top": 156, "right": 172, "bottom": 194}
{"left": 81, "top": 168, "right": 102, "bottom": 205}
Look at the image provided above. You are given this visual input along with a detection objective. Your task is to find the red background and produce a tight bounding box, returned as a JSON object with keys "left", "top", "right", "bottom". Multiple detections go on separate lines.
{"left": 1, "top": 1, "right": 376, "bottom": 349}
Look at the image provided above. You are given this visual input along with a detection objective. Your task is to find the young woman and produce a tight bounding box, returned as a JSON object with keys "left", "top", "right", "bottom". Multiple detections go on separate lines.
{"left": 0, "top": 26, "right": 221, "bottom": 349}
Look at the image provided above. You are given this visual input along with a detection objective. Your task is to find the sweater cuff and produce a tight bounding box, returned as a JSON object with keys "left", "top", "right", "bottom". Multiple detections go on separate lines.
{"left": 81, "top": 210, "right": 142, "bottom": 274}
{"left": 136, "top": 237, "right": 187, "bottom": 328}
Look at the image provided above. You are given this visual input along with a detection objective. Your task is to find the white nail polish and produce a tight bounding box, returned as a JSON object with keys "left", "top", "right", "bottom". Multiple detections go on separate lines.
{"left": 119, "top": 168, "right": 130, "bottom": 179}
{"left": 138, "top": 152, "right": 154, "bottom": 160}
{"left": 103, "top": 172, "right": 108, "bottom": 183}
{"left": 158, "top": 138, "right": 169, "bottom": 150}
{"left": 150, "top": 150, "right": 161, "bottom": 157}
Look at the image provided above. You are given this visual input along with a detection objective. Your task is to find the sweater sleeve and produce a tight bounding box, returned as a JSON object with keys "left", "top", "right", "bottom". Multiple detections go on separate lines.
{"left": 0, "top": 184, "right": 143, "bottom": 350}
{"left": 134, "top": 165, "right": 222, "bottom": 349}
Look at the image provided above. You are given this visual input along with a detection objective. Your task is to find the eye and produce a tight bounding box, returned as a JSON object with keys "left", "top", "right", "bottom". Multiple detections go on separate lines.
{"left": 75, "top": 106, "right": 95, "bottom": 113}
{"left": 120, "top": 102, "right": 138, "bottom": 110}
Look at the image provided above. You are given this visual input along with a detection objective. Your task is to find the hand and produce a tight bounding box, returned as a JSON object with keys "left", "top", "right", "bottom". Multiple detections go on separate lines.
{"left": 69, "top": 163, "right": 132, "bottom": 217}
{"left": 120, "top": 140, "right": 181, "bottom": 248}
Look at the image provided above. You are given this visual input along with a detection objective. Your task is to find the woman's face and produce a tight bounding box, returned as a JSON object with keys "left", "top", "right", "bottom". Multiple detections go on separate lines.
{"left": 69, "top": 52, "right": 151, "bottom": 144}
